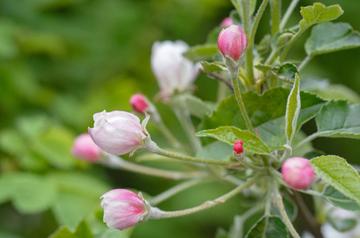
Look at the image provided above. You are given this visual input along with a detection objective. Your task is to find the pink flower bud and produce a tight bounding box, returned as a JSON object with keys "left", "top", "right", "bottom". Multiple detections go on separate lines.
{"left": 130, "top": 93, "right": 150, "bottom": 114}
{"left": 101, "top": 189, "right": 148, "bottom": 230}
{"left": 217, "top": 25, "right": 247, "bottom": 61}
{"left": 233, "top": 139, "right": 244, "bottom": 155}
{"left": 89, "top": 111, "right": 147, "bottom": 155}
{"left": 151, "top": 41, "right": 199, "bottom": 98}
{"left": 281, "top": 157, "right": 315, "bottom": 190}
{"left": 72, "top": 133, "right": 102, "bottom": 162}
{"left": 220, "top": 17, "right": 233, "bottom": 28}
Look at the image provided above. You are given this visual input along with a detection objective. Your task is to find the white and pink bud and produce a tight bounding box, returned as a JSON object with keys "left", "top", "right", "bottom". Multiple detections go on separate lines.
{"left": 281, "top": 157, "right": 315, "bottom": 190}
{"left": 151, "top": 41, "right": 199, "bottom": 98}
{"left": 89, "top": 111, "right": 148, "bottom": 155}
{"left": 217, "top": 25, "right": 247, "bottom": 61}
{"left": 233, "top": 139, "right": 244, "bottom": 155}
{"left": 72, "top": 133, "right": 102, "bottom": 162}
{"left": 101, "top": 189, "right": 149, "bottom": 230}
{"left": 220, "top": 17, "right": 233, "bottom": 28}
{"left": 130, "top": 93, "right": 150, "bottom": 114}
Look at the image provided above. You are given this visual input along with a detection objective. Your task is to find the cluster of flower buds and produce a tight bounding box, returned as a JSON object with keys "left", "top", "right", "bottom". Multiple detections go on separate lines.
{"left": 281, "top": 157, "right": 315, "bottom": 190}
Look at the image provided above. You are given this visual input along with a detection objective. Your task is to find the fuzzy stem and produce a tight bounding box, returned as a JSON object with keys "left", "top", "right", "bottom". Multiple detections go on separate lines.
{"left": 150, "top": 178, "right": 256, "bottom": 219}
{"left": 298, "top": 55, "right": 312, "bottom": 71}
{"left": 275, "top": 190, "right": 301, "bottom": 238}
{"left": 280, "top": 0, "right": 300, "bottom": 31}
{"left": 146, "top": 141, "right": 233, "bottom": 166}
{"left": 103, "top": 154, "right": 203, "bottom": 180}
{"left": 230, "top": 69, "right": 254, "bottom": 131}
{"left": 270, "top": 0, "right": 281, "bottom": 35}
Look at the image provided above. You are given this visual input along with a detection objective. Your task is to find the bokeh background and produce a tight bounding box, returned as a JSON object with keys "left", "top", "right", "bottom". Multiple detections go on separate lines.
{"left": 0, "top": 0, "right": 359, "bottom": 237}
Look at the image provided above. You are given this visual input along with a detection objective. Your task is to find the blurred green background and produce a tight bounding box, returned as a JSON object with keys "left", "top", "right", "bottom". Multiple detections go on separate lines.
{"left": 0, "top": 0, "right": 359, "bottom": 237}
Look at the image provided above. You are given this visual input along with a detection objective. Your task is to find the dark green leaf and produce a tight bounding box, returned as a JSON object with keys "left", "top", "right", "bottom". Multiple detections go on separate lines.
{"left": 245, "top": 216, "right": 289, "bottom": 238}
{"left": 306, "top": 22, "right": 360, "bottom": 56}
{"left": 311, "top": 155, "right": 360, "bottom": 205}
{"left": 315, "top": 101, "right": 360, "bottom": 139}
{"left": 285, "top": 74, "right": 301, "bottom": 145}
{"left": 197, "top": 126, "right": 271, "bottom": 155}
{"left": 328, "top": 215, "right": 357, "bottom": 232}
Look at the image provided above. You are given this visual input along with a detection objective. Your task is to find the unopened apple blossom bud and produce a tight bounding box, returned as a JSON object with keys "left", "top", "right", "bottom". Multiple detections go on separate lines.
{"left": 233, "top": 140, "right": 244, "bottom": 155}
{"left": 281, "top": 157, "right": 315, "bottom": 190}
{"left": 72, "top": 133, "right": 102, "bottom": 162}
{"left": 151, "top": 41, "right": 199, "bottom": 98}
{"left": 101, "top": 189, "right": 149, "bottom": 230}
{"left": 220, "top": 17, "right": 233, "bottom": 28}
{"left": 130, "top": 93, "right": 150, "bottom": 114}
{"left": 217, "top": 25, "right": 247, "bottom": 61}
{"left": 89, "top": 111, "right": 148, "bottom": 155}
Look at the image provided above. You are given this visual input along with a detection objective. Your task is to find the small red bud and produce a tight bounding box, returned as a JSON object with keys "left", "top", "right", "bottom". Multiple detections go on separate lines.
{"left": 130, "top": 93, "right": 150, "bottom": 114}
{"left": 233, "top": 140, "right": 244, "bottom": 155}
{"left": 220, "top": 17, "right": 233, "bottom": 28}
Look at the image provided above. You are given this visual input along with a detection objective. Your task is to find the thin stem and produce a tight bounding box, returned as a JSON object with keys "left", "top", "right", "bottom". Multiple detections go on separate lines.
{"left": 155, "top": 117, "right": 182, "bottom": 149}
{"left": 150, "top": 178, "right": 256, "bottom": 219}
{"left": 280, "top": 0, "right": 300, "bottom": 31}
{"left": 240, "top": 0, "right": 255, "bottom": 85}
{"left": 102, "top": 154, "right": 203, "bottom": 180}
{"left": 217, "top": 81, "right": 228, "bottom": 102}
{"left": 150, "top": 179, "right": 204, "bottom": 205}
{"left": 230, "top": 204, "right": 264, "bottom": 238}
{"left": 172, "top": 103, "right": 202, "bottom": 154}
{"left": 295, "top": 132, "right": 321, "bottom": 150}
{"left": 231, "top": 69, "right": 254, "bottom": 131}
{"left": 146, "top": 141, "right": 234, "bottom": 166}
{"left": 279, "top": 29, "right": 303, "bottom": 62}
{"left": 249, "top": 0, "right": 269, "bottom": 53}
{"left": 275, "top": 190, "right": 301, "bottom": 238}
{"left": 270, "top": 0, "right": 281, "bottom": 35}
{"left": 298, "top": 55, "right": 312, "bottom": 71}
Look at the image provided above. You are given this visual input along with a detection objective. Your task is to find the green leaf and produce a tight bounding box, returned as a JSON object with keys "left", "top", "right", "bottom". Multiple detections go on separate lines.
{"left": 245, "top": 216, "right": 289, "bottom": 238}
{"left": 285, "top": 73, "right": 301, "bottom": 145}
{"left": 197, "top": 126, "right": 271, "bottom": 155}
{"left": 49, "top": 221, "right": 94, "bottom": 238}
{"left": 299, "top": 3, "right": 343, "bottom": 31}
{"left": 322, "top": 186, "right": 360, "bottom": 211}
{"left": 74, "top": 221, "right": 94, "bottom": 238}
{"left": 306, "top": 22, "right": 360, "bottom": 56}
{"left": 49, "top": 227, "right": 77, "bottom": 238}
{"left": 183, "top": 44, "right": 218, "bottom": 61}
{"left": 181, "top": 94, "right": 214, "bottom": 119}
{"left": 196, "top": 141, "right": 232, "bottom": 161}
{"left": 201, "top": 61, "right": 227, "bottom": 74}
{"left": 0, "top": 173, "right": 57, "bottom": 214}
{"left": 311, "top": 155, "right": 360, "bottom": 205}
{"left": 315, "top": 101, "right": 360, "bottom": 139}
{"left": 201, "top": 88, "right": 324, "bottom": 149}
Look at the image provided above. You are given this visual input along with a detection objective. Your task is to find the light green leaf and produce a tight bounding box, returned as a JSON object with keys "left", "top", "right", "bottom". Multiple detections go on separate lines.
{"left": 311, "top": 155, "right": 360, "bottom": 205}
{"left": 245, "top": 215, "right": 289, "bottom": 238}
{"left": 197, "top": 126, "right": 271, "bottom": 155}
{"left": 299, "top": 3, "right": 343, "bottom": 31}
{"left": 0, "top": 173, "right": 57, "bottom": 214}
{"left": 322, "top": 186, "right": 360, "bottom": 211}
{"left": 328, "top": 216, "right": 357, "bottom": 232}
{"left": 306, "top": 22, "right": 360, "bottom": 56}
{"left": 315, "top": 101, "right": 360, "bottom": 139}
{"left": 201, "top": 61, "right": 227, "bottom": 74}
{"left": 285, "top": 73, "right": 301, "bottom": 145}
{"left": 49, "top": 227, "right": 77, "bottom": 238}
{"left": 181, "top": 94, "right": 214, "bottom": 119}
{"left": 183, "top": 44, "right": 218, "bottom": 61}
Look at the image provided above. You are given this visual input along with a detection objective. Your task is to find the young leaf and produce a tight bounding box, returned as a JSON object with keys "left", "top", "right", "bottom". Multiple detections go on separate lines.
{"left": 285, "top": 73, "right": 301, "bottom": 145}
{"left": 323, "top": 186, "right": 360, "bottom": 211}
{"left": 305, "top": 22, "right": 360, "bottom": 56}
{"left": 299, "top": 3, "right": 343, "bottom": 31}
{"left": 197, "top": 126, "right": 271, "bottom": 155}
{"left": 327, "top": 215, "right": 357, "bottom": 232}
{"left": 315, "top": 101, "right": 360, "bottom": 139}
{"left": 245, "top": 215, "right": 289, "bottom": 238}
{"left": 311, "top": 155, "right": 360, "bottom": 205}
{"left": 49, "top": 227, "right": 77, "bottom": 238}
{"left": 183, "top": 44, "right": 218, "bottom": 61}
{"left": 201, "top": 61, "right": 227, "bottom": 74}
